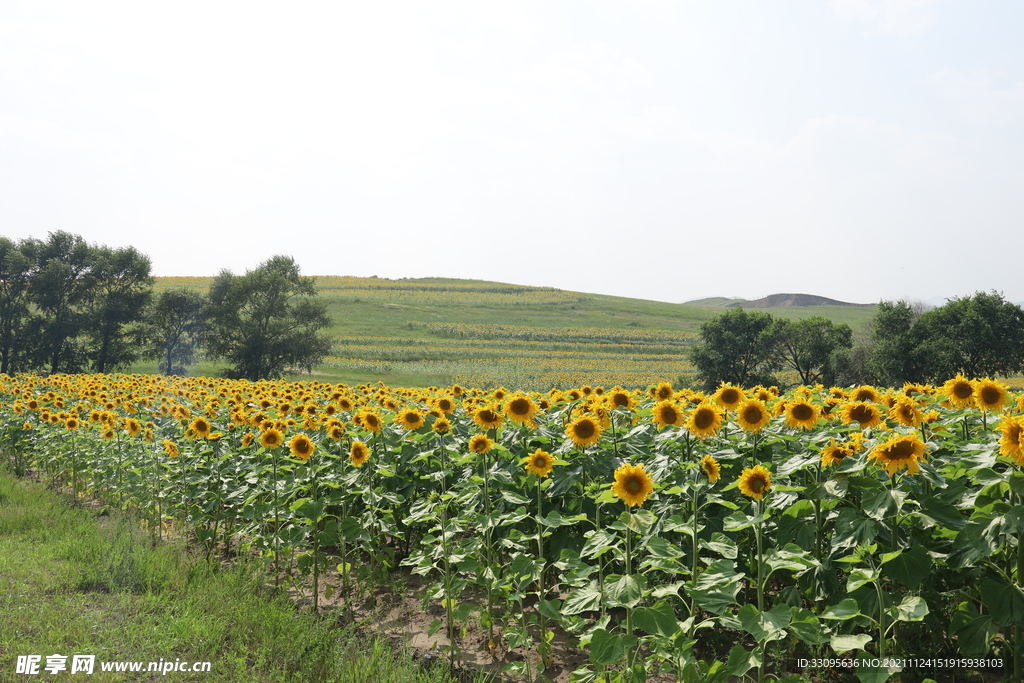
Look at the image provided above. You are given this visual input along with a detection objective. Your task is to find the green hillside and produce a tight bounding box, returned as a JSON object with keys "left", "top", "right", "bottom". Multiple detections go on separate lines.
{"left": 138, "top": 276, "right": 876, "bottom": 389}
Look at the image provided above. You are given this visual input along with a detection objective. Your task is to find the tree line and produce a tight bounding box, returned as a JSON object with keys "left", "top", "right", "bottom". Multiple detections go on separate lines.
{"left": 688, "top": 291, "right": 1024, "bottom": 390}
{"left": 0, "top": 232, "right": 331, "bottom": 381}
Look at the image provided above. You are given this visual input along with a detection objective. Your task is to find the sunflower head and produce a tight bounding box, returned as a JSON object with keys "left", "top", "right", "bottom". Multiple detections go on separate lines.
{"left": 888, "top": 397, "right": 922, "bottom": 428}
{"left": 942, "top": 374, "right": 975, "bottom": 408}
{"left": 435, "top": 396, "right": 455, "bottom": 414}
{"left": 190, "top": 417, "right": 212, "bottom": 439}
{"left": 65, "top": 417, "right": 79, "bottom": 431}
{"left": 841, "top": 401, "right": 883, "bottom": 429}
{"left": 163, "top": 439, "right": 179, "bottom": 458}
{"left": 654, "top": 382, "right": 674, "bottom": 401}
{"left": 607, "top": 387, "right": 635, "bottom": 410}
{"left": 868, "top": 433, "right": 927, "bottom": 477}
{"left": 851, "top": 385, "right": 881, "bottom": 403}
{"left": 432, "top": 416, "right": 451, "bottom": 434}
{"left": 999, "top": 415, "right": 1024, "bottom": 464}
{"left": 651, "top": 400, "right": 683, "bottom": 429}
{"left": 737, "top": 465, "right": 772, "bottom": 500}
{"left": 505, "top": 394, "right": 538, "bottom": 426}
{"left": 566, "top": 415, "right": 601, "bottom": 448}
{"left": 395, "top": 408, "right": 425, "bottom": 431}
{"left": 473, "top": 406, "right": 503, "bottom": 431}
{"left": 611, "top": 463, "right": 655, "bottom": 507}
{"left": 687, "top": 402, "right": 723, "bottom": 439}
{"left": 350, "top": 440, "right": 370, "bottom": 467}
{"left": 735, "top": 399, "right": 770, "bottom": 432}
{"left": 468, "top": 433, "right": 493, "bottom": 454}
{"left": 524, "top": 449, "right": 556, "bottom": 478}
{"left": 713, "top": 383, "right": 745, "bottom": 410}
{"left": 700, "top": 455, "right": 721, "bottom": 483}
{"left": 289, "top": 433, "right": 315, "bottom": 461}
{"left": 360, "top": 410, "right": 383, "bottom": 433}
{"left": 785, "top": 400, "right": 819, "bottom": 430}
{"left": 260, "top": 428, "right": 284, "bottom": 450}
{"left": 820, "top": 438, "right": 852, "bottom": 467}
{"left": 974, "top": 378, "right": 1009, "bottom": 412}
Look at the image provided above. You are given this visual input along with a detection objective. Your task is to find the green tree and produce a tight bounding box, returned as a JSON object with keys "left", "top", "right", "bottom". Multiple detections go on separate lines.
{"left": 83, "top": 245, "right": 154, "bottom": 373}
{"left": 205, "top": 255, "right": 332, "bottom": 381}
{"left": 689, "top": 307, "right": 780, "bottom": 391}
{"left": 770, "top": 316, "right": 853, "bottom": 386}
{"left": 148, "top": 289, "right": 207, "bottom": 375}
{"left": 0, "top": 237, "right": 36, "bottom": 374}
{"left": 27, "top": 231, "right": 94, "bottom": 373}
{"left": 914, "top": 291, "right": 1024, "bottom": 381}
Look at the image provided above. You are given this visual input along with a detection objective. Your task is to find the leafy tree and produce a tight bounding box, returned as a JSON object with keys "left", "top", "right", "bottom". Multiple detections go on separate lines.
{"left": 0, "top": 237, "right": 36, "bottom": 374}
{"left": 27, "top": 231, "right": 94, "bottom": 373}
{"left": 148, "top": 289, "right": 207, "bottom": 375}
{"left": 689, "top": 307, "right": 780, "bottom": 391}
{"left": 867, "top": 300, "right": 925, "bottom": 386}
{"left": 913, "top": 291, "right": 1024, "bottom": 381}
{"left": 83, "top": 245, "right": 153, "bottom": 373}
{"left": 769, "top": 316, "right": 853, "bottom": 386}
{"left": 205, "top": 255, "right": 332, "bottom": 381}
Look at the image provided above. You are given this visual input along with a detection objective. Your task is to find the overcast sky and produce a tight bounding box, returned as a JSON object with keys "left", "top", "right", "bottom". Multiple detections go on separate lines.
{"left": 2, "top": 0, "right": 1022, "bottom": 306}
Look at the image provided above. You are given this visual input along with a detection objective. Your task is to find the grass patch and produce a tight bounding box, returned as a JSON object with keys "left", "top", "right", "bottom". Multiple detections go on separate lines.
{"left": 0, "top": 469, "right": 477, "bottom": 683}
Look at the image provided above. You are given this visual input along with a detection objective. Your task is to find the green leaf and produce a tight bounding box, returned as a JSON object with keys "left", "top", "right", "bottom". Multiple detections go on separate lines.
{"left": 622, "top": 509, "right": 656, "bottom": 534}
{"left": 846, "top": 568, "right": 879, "bottom": 592}
{"left": 855, "top": 654, "right": 902, "bottom": 683}
{"left": 831, "top": 633, "right": 871, "bottom": 654}
{"left": 738, "top": 604, "right": 791, "bottom": 643}
{"left": 764, "top": 544, "right": 818, "bottom": 576}
{"left": 788, "top": 608, "right": 830, "bottom": 645}
{"left": 632, "top": 600, "right": 680, "bottom": 637}
{"left": 646, "top": 536, "right": 685, "bottom": 559}
{"left": 723, "top": 510, "right": 768, "bottom": 531}
{"left": 981, "top": 577, "right": 1024, "bottom": 626}
{"left": 918, "top": 497, "right": 966, "bottom": 531}
{"left": 893, "top": 595, "right": 929, "bottom": 622}
{"left": 501, "top": 490, "right": 531, "bottom": 505}
{"left": 881, "top": 544, "right": 931, "bottom": 590}
{"left": 832, "top": 508, "right": 878, "bottom": 548}
{"left": 562, "top": 580, "right": 603, "bottom": 615}
{"left": 536, "top": 599, "right": 562, "bottom": 622}
{"left": 589, "top": 628, "right": 637, "bottom": 666}
{"left": 721, "top": 643, "right": 760, "bottom": 679}
{"left": 820, "top": 598, "right": 861, "bottom": 621}
{"left": 950, "top": 601, "right": 999, "bottom": 656}
{"left": 581, "top": 530, "right": 618, "bottom": 559}
{"left": 862, "top": 488, "right": 907, "bottom": 522}
{"left": 687, "top": 559, "right": 743, "bottom": 616}
{"left": 606, "top": 574, "right": 646, "bottom": 609}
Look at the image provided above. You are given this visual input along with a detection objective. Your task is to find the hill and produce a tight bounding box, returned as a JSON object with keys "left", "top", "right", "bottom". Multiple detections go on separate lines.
{"left": 726, "top": 293, "right": 872, "bottom": 308}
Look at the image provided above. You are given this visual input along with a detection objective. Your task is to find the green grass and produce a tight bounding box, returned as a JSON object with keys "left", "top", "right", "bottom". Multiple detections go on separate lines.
{"left": 0, "top": 468, "right": 479, "bottom": 683}
{"left": 136, "top": 276, "right": 879, "bottom": 389}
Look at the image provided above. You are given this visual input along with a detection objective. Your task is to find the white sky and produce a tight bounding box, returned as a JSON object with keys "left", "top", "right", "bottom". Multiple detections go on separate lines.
{"left": 2, "top": 0, "right": 1022, "bottom": 305}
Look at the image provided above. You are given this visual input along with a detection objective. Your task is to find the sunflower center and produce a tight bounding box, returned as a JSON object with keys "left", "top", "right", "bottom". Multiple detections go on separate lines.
{"left": 510, "top": 399, "right": 531, "bottom": 415}
{"left": 660, "top": 407, "right": 678, "bottom": 423}
{"left": 627, "top": 478, "right": 642, "bottom": 492}
{"left": 792, "top": 404, "right": 813, "bottom": 421}
{"left": 534, "top": 457, "right": 546, "bottom": 467}
{"left": 1009, "top": 425, "right": 1023, "bottom": 446}
{"left": 980, "top": 387, "right": 1001, "bottom": 405}
{"left": 850, "top": 405, "right": 874, "bottom": 424}
{"left": 743, "top": 406, "right": 763, "bottom": 423}
{"left": 887, "top": 441, "right": 917, "bottom": 459}
{"left": 750, "top": 477, "right": 764, "bottom": 492}
{"left": 612, "top": 394, "right": 629, "bottom": 407}
{"left": 575, "top": 421, "right": 595, "bottom": 438}
{"left": 694, "top": 410, "right": 714, "bottom": 429}
{"left": 953, "top": 382, "right": 973, "bottom": 399}
{"left": 721, "top": 389, "right": 739, "bottom": 404}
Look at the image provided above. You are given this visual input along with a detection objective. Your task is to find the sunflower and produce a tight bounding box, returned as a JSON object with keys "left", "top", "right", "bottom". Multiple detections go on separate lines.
{"left": 700, "top": 455, "right": 721, "bottom": 483}
{"left": 784, "top": 400, "right": 819, "bottom": 430}
{"left": 737, "top": 465, "right": 772, "bottom": 500}
{"left": 712, "top": 383, "right": 745, "bottom": 411}
{"left": 687, "top": 402, "right": 723, "bottom": 439}
{"left": 889, "top": 397, "right": 923, "bottom": 428}
{"left": 102, "top": 428, "right": 116, "bottom": 440}
{"left": 395, "top": 408, "right": 425, "bottom": 431}
{"left": 505, "top": 394, "right": 538, "bottom": 426}
{"left": 163, "top": 439, "right": 179, "bottom": 458}
{"left": 611, "top": 463, "right": 655, "bottom": 507}
{"left": 65, "top": 417, "right": 79, "bottom": 431}
{"left": 359, "top": 410, "right": 384, "bottom": 433}
{"left": 524, "top": 449, "right": 556, "bottom": 478}
{"left": 468, "top": 433, "right": 493, "bottom": 454}
{"left": 241, "top": 432, "right": 255, "bottom": 448}
{"left": 974, "top": 378, "right": 1009, "bottom": 413}
{"left": 350, "top": 440, "right": 370, "bottom": 467}
{"left": 473, "top": 406, "right": 503, "bottom": 431}
{"left": 607, "top": 387, "right": 635, "bottom": 410}
{"left": 850, "top": 385, "right": 882, "bottom": 403}
{"left": 841, "top": 401, "right": 883, "bottom": 429}
{"left": 735, "top": 399, "right": 770, "bottom": 432}
{"left": 289, "top": 433, "right": 315, "bottom": 461}
{"left": 942, "top": 374, "right": 975, "bottom": 408}
{"left": 566, "top": 415, "right": 602, "bottom": 448}
{"left": 820, "top": 438, "right": 852, "bottom": 467}
{"left": 259, "top": 428, "right": 284, "bottom": 449}
{"left": 190, "top": 417, "right": 212, "bottom": 439}
{"left": 999, "top": 415, "right": 1024, "bottom": 464}
{"left": 868, "top": 433, "right": 927, "bottom": 477}
{"left": 435, "top": 396, "right": 455, "bottom": 414}
{"left": 651, "top": 400, "right": 683, "bottom": 429}
{"left": 432, "top": 416, "right": 451, "bottom": 434}
{"left": 125, "top": 418, "right": 142, "bottom": 437}
{"left": 653, "top": 382, "right": 674, "bottom": 401}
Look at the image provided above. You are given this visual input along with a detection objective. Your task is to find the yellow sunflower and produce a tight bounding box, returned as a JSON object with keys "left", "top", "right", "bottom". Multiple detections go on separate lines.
{"left": 784, "top": 400, "right": 819, "bottom": 430}
{"left": 999, "top": 415, "right": 1024, "bottom": 464}
{"left": 850, "top": 385, "right": 882, "bottom": 403}
{"left": 259, "top": 428, "right": 284, "bottom": 449}
{"left": 395, "top": 408, "right": 425, "bottom": 431}
{"left": 607, "top": 386, "right": 635, "bottom": 410}
{"left": 868, "top": 433, "right": 927, "bottom": 477}
{"left": 566, "top": 415, "right": 602, "bottom": 448}
{"left": 65, "top": 417, "right": 79, "bottom": 431}
{"left": 651, "top": 400, "right": 684, "bottom": 429}
{"left": 468, "top": 433, "right": 493, "bottom": 454}
{"left": 713, "top": 383, "right": 745, "bottom": 411}
{"left": 737, "top": 465, "right": 772, "bottom": 500}
{"left": 524, "top": 449, "right": 556, "bottom": 478}
{"left": 289, "top": 433, "right": 315, "bottom": 461}
{"left": 888, "top": 397, "right": 923, "bottom": 428}
{"left": 359, "top": 409, "right": 384, "bottom": 433}
{"left": 653, "top": 382, "right": 675, "bottom": 401}
{"left": 163, "top": 439, "right": 179, "bottom": 458}
{"left": 473, "top": 406, "right": 503, "bottom": 431}
{"left": 820, "top": 438, "right": 852, "bottom": 467}
{"left": 432, "top": 416, "right": 452, "bottom": 434}
{"left": 942, "top": 374, "right": 975, "bottom": 408}
{"left": 125, "top": 418, "right": 142, "bottom": 437}
{"left": 841, "top": 401, "right": 883, "bottom": 429}
{"left": 435, "top": 396, "right": 456, "bottom": 414}
{"left": 190, "top": 416, "right": 212, "bottom": 439}
{"left": 611, "top": 463, "right": 655, "bottom": 507}
{"left": 700, "top": 455, "right": 721, "bottom": 483}
{"left": 974, "top": 378, "right": 1009, "bottom": 413}
{"left": 505, "top": 394, "right": 538, "bottom": 426}
{"left": 350, "top": 440, "right": 370, "bottom": 467}
{"left": 687, "top": 402, "right": 723, "bottom": 439}
{"left": 735, "top": 399, "right": 770, "bottom": 432}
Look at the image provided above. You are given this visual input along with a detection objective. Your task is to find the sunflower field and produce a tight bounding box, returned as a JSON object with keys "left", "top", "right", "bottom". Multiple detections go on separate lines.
{"left": 4, "top": 372, "right": 1024, "bottom": 683}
